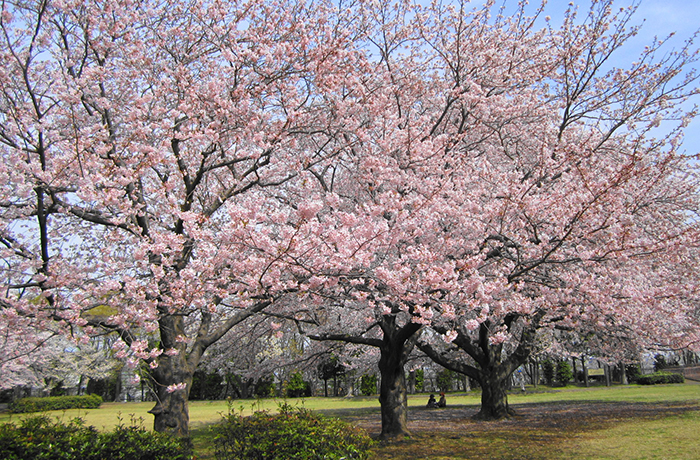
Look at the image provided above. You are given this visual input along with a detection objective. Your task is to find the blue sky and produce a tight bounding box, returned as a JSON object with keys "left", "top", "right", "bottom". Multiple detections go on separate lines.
{"left": 550, "top": 0, "right": 700, "bottom": 155}
{"left": 618, "top": 0, "right": 700, "bottom": 156}
{"left": 463, "top": 0, "right": 700, "bottom": 154}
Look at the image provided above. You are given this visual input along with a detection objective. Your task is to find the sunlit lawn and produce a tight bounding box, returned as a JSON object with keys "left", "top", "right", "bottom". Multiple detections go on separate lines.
{"left": 1, "top": 383, "right": 699, "bottom": 459}
{"left": 571, "top": 410, "right": 700, "bottom": 460}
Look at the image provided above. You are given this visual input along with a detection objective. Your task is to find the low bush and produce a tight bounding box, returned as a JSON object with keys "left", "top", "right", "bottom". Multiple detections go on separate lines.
{"left": 285, "top": 371, "right": 312, "bottom": 398}
{"left": 0, "top": 415, "right": 192, "bottom": 460}
{"left": 360, "top": 374, "right": 377, "bottom": 396}
{"left": 8, "top": 394, "right": 103, "bottom": 413}
{"left": 625, "top": 363, "right": 642, "bottom": 383}
{"left": 637, "top": 372, "right": 685, "bottom": 385}
{"left": 94, "top": 418, "right": 192, "bottom": 460}
{"left": 212, "top": 403, "right": 375, "bottom": 460}
{"left": 555, "top": 361, "right": 573, "bottom": 386}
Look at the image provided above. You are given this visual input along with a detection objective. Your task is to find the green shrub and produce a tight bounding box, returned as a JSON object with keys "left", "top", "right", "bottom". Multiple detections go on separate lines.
{"left": 285, "top": 371, "right": 312, "bottom": 398}
{"left": 360, "top": 374, "right": 377, "bottom": 396}
{"left": 212, "top": 403, "right": 375, "bottom": 460}
{"left": 0, "top": 415, "right": 98, "bottom": 460}
{"left": 625, "top": 363, "right": 642, "bottom": 383}
{"left": 637, "top": 372, "right": 684, "bottom": 385}
{"left": 0, "top": 415, "right": 191, "bottom": 460}
{"left": 190, "top": 370, "right": 224, "bottom": 400}
{"left": 436, "top": 368, "right": 456, "bottom": 392}
{"left": 9, "top": 394, "right": 103, "bottom": 413}
{"left": 415, "top": 369, "right": 425, "bottom": 392}
{"left": 555, "top": 361, "right": 573, "bottom": 386}
{"left": 95, "top": 417, "right": 192, "bottom": 460}
{"left": 254, "top": 376, "right": 276, "bottom": 398}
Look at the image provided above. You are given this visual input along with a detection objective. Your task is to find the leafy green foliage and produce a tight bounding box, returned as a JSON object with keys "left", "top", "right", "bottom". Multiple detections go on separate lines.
{"left": 0, "top": 415, "right": 191, "bottom": 460}
{"left": 96, "top": 417, "right": 192, "bottom": 460}
{"left": 190, "top": 370, "right": 224, "bottom": 400}
{"left": 359, "top": 374, "right": 377, "bottom": 396}
{"left": 637, "top": 372, "right": 685, "bottom": 385}
{"left": 555, "top": 361, "right": 573, "bottom": 386}
{"left": 48, "top": 381, "right": 68, "bottom": 397}
{"left": 254, "top": 377, "right": 276, "bottom": 398}
{"left": 625, "top": 363, "right": 642, "bottom": 383}
{"left": 285, "top": 371, "right": 312, "bottom": 398}
{"left": 415, "top": 369, "right": 425, "bottom": 392}
{"left": 9, "top": 394, "right": 103, "bottom": 413}
{"left": 435, "top": 368, "right": 457, "bottom": 392}
{"left": 211, "top": 403, "right": 375, "bottom": 459}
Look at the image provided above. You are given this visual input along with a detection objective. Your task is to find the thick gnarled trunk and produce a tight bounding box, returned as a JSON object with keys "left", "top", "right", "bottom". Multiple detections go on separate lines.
{"left": 378, "top": 346, "right": 411, "bottom": 439}
{"left": 147, "top": 314, "right": 198, "bottom": 438}
{"left": 149, "top": 356, "right": 193, "bottom": 437}
{"left": 419, "top": 316, "right": 544, "bottom": 421}
{"left": 376, "top": 317, "right": 421, "bottom": 440}
{"left": 148, "top": 348, "right": 195, "bottom": 437}
{"left": 308, "top": 314, "right": 420, "bottom": 439}
{"left": 474, "top": 369, "right": 514, "bottom": 420}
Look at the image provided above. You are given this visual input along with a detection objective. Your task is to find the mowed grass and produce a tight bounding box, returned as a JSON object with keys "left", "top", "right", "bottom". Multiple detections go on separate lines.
{"left": 370, "top": 384, "right": 700, "bottom": 460}
{"left": 1, "top": 383, "right": 699, "bottom": 459}
{"left": 572, "top": 410, "right": 700, "bottom": 460}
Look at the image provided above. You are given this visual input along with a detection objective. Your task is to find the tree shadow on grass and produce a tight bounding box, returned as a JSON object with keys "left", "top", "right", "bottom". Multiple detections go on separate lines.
{"left": 322, "top": 400, "right": 700, "bottom": 460}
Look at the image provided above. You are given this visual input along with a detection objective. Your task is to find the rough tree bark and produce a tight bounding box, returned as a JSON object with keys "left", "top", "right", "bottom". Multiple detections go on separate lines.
{"left": 309, "top": 314, "right": 421, "bottom": 439}
{"left": 103, "top": 299, "right": 275, "bottom": 438}
{"left": 376, "top": 317, "right": 421, "bottom": 439}
{"left": 419, "top": 313, "right": 544, "bottom": 420}
{"left": 147, "top": 315, "right": 194, "bottom": 437}
{"left": 149, "top": 358, "right": 194, "bottom": 437}
{"left": 473, "top": 367, "right": 514, "bottom": 420}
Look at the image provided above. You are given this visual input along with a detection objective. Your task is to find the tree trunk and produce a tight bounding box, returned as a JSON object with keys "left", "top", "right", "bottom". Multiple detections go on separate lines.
{"left": 407, "top": 370, "right": 416, "bottom": 394}
{"left": 113, "top": 374, "right": 122, "bottom": 402}
{"left": 620, "top": 363, "right": 628, "bottom": 385}
{"left": 473, "top": 369, "right": 514, "bottom": 420}
{"left": 377, "top": 346, "right": 411, "bottom": 439}
{"left": 308, "top": 313, "right": 420, "bottom": 439}
{"left": 148, "top": 314, "right": 197, "bottom": 438}
{"left": 149, "top": 351, "right": 195, "bottom": 438}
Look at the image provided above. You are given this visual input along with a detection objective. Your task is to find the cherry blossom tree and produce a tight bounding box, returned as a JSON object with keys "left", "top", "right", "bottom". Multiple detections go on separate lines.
{"left": 411, "top": 0, "right": 700, "bottom": 419}
{"left": 0, "top": 0, "right": 366, "bottom": 437}
{"left": 279, "top": 0, "right": 700, "bottom": 434}
{"left": 2, "top": 0, "right": 699, "bottom": 441}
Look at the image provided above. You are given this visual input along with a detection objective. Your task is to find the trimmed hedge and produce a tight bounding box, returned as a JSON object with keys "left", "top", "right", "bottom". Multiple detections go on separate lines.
{"left": 212, "top": 403, "right": 375, "bottom": 459}
{"left": 637, "top": 372, "right": 685, "bottom": 385}
{"left": 9, "top": 394, "right": 103, "bottom": 413}
{"left": 0, "top": 415, "right": 192, "bottom": 460}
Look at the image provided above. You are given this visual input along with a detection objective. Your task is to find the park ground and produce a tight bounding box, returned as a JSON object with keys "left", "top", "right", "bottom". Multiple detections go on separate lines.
{"left": 2, "top": 383, "right": 699, "bottom": 459}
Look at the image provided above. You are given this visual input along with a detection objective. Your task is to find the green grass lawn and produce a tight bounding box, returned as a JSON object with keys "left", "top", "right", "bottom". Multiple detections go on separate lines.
{"left": 570, "top": 410, "right": 700, "bottom": 460}
{"left": 2, "top": 383, "right": 699, "bottom": 459}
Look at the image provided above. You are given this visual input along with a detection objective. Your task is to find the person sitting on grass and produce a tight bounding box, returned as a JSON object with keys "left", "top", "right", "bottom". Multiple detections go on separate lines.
{"left": 437, "top": 392, "right": 446, "bottom": 408}
{"left": 426, "top": 394, "right": 438, "bottom": 408}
